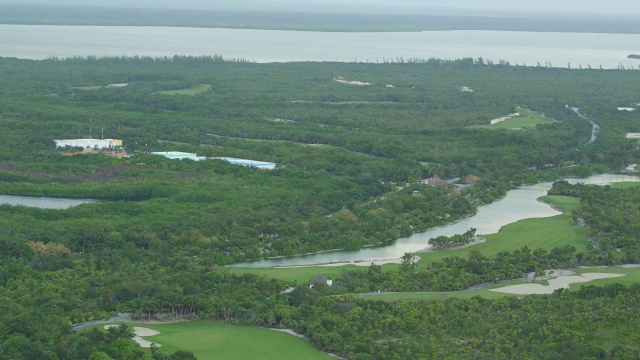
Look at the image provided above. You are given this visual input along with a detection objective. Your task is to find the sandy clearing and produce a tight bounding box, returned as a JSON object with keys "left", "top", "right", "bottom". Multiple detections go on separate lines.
{"left": 333, "top": 76, "right": 371, "bottom": 86}
{"left": 490, "top": 112, "right": 520, "bottom": 125}
{"left": 490, "top": 273, "right": 625, "bottom": 295}
{"left": 133, "top": 336, "right": 162, "bottom": 348}
{"left": 618, "top": 264, "right": 640, "bottom": 269}
{"left": 133, "top": 327, "right": 161, "bottom": 336}
{"left": 103, "top": 325, "right": 162, "bottom": 348}
{"left": 271, "top": 328, "right": 306, "bottom": 339}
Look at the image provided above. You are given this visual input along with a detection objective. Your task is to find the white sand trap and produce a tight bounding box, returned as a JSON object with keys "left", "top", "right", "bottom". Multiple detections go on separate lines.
{"left": 271, "top": 328, "right": 306, "bottom": 339}
{"left": 490, "top": 113, "right": 521, "bottom": 125}
{"left": 333, "top": 76, "right": 371, "bottom": 86}
{"left": 103, "top": 325, "right": 162, "bottom": 348}
{"left": 133, "top": 336, "right": 161, "bottom": 348}
{"left": 133, "top": 327, "right": 161, "bottom": 337}
{"left": 491, "top": 273, "right": 625, "bottom": 295}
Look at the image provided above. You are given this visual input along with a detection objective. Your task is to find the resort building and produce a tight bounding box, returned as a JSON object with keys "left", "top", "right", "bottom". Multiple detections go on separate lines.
{"left": 54, "top": 139, "right": 122, "bottom": 150}
{"left": 151, "top": 151, "right": 200, "bottom": 160}
{"left": 213, "top": 157, "right": 276, "bottom": 170}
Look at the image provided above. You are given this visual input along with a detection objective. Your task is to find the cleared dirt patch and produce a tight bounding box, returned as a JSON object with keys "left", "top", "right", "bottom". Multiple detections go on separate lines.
{"left": 333, "top": 76, "right": 371, "bottom": 86}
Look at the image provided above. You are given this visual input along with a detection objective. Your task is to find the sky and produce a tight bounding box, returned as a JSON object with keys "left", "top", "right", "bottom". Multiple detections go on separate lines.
{"left": 3, "top": 0, "right": 640, "bottom": 16}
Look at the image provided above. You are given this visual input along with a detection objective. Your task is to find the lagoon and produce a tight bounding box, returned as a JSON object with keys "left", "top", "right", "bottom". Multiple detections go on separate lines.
{"left": 1, "top": 25, "right": 639, "bottom": 69}
{"left": 0, "top": 194, "right": 97, "bottom": 209}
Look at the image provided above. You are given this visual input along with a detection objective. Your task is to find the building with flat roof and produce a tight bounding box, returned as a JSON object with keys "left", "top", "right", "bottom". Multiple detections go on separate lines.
{"left": 214, "top": 157, "right": 276, "bottom": 169}
{"left": 54, "top": 139, "right": 122, "bottom": 150}
{"left": 151, "top": 151, "right": 198, "bottom": 159}
{"left": 151, "top": 153, "right": 276, "bottom": 168}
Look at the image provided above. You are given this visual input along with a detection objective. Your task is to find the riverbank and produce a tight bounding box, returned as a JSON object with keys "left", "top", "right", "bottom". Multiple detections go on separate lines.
{"left": 229, "top": 174, "right": 640, "bottom": 272}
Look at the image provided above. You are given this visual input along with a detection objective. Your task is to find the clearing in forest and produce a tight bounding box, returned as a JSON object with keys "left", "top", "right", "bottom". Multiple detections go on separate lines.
{"left": 71, "top": 83, "right": 129, "bottom": 90}
{"left": 154, "top": 84, "right": 211, "bottom": 95}
{"left": 101, "top": 321, "right": 332, "bottom": 360}
{"left": 361, "top": 268, "right": 639, "bottom": 301}
{"left": 490, "top": 272, "right": 626, "bottom": 294}
{"left": 472, "top": 108, "right": 555, "bottom": 129}
{"left": 333, "top": 76, "right": 371, "bottom": 86}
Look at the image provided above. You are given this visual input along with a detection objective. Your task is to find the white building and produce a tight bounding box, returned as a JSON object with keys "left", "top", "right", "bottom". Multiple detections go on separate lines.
{"left": 54, "top": 139, "right": 122, "bottom": 150}
{"left": 214, "top": 157, "right": 276, "bottom": 169}
{"left": 151, "top": 151, "right": 200, "bottom": 160}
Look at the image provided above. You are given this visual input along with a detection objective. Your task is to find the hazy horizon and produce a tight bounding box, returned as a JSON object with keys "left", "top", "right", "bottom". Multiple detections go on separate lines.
{"left": 2, "top": 0, "right": 640, "bottom": 16}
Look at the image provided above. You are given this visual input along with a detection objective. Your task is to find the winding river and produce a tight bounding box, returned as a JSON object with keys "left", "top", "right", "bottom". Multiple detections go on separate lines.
{"left": 231, "top": 173, "right": 640, "bottom": 268}
{"left": 0, "top": 195, "right": 97, "bottom": 209}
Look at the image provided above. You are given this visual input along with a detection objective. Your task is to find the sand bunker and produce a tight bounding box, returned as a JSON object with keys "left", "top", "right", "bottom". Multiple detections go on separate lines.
{"left": 490, "top": 113, "right": 521, "bottom": 125}
{"left": 103, "top": 325, "right": 162, "bottom": 348}
{"left": 457, "top": 86, "right": 474, "bottom": 93}
{"left": 490, "top": 273, "right": 625, "bottom": 295}
{"left": 333, "top": 76, "right": 371, "bottom": 86}
{"left": 133, "top": 327, "right": 161, "bottom": 336}
{"left": 271, "top": 328, "right": 306, "bottom": 339}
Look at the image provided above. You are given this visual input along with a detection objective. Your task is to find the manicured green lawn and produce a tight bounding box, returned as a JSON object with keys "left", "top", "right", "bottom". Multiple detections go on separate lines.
{"left": 610, "top": 181, "right": 640, "bottom": 188}
{"left": 154, "top": 84, "right": 211, "bottom": 95}
{"left": 100, "top": 321, "right": 332, "bottom": 360}
{"left": 472, "top": 108, "right": 555, "bottom": 130}
{"left": 571, "top": 268, "right": 640, "bottom": 288}
{"left": 415, "top": 195, "right": 587, "bottom": 266}
{"left": 229, "top": 264, "right": 395, "bottom": 284}
{"left": 360, "top": 283, "right": 520, "bottom": 301}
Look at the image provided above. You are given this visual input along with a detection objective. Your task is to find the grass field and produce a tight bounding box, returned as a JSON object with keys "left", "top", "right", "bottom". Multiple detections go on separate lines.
{"left": 229, "top": 264, "right": 386, "bottom": 284}
{"left": 473, "top": 108, "right": 555, "bottom": 130}
{"left": 611, "top": 181, "right": 640, "bottom": 188}
{"left": 414, "top": 195, "right": 586, "bottom": 266}
{"left": 98, "top": 321, "right": 332, "bottom": 360}
{"left": 155, "top": 84, "right": 211, "bottom": 95}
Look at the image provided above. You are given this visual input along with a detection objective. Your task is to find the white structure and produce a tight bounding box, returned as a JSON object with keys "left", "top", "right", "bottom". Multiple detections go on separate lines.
{"left": 214, "top": 157, "right": 276, "bottom": 169}
{"left": 618, "top": 107, "right": 636, "bottom": 112}
{"left": 151, "top": 153, "right": 276, "bottom": 168}
{"left": 151, "top": 151, "right": 199, "bottom": 160}
{"left": 54, "top": 139, "right": 122, "bottom": 150}
{"left": 626, "top": 133, "right": 640, "bottom": 139}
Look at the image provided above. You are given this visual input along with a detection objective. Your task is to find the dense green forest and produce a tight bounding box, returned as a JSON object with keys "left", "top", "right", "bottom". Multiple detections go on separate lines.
{"left": 1, "top": 56, "right": 640, "bottom": 358}
{"left": 1, "top": 56, "right": 638, "bottom": 264}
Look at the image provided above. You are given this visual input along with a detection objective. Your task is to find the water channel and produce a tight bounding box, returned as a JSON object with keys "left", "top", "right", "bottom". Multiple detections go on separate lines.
{"left": 0, "top": 195, "right": 98, "bottom": 209}
{"left": 1, "top": 25, "right": 639, "bottom": 69}
{"left": 231, "top": 173, "right": 640, "bottom": 268}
